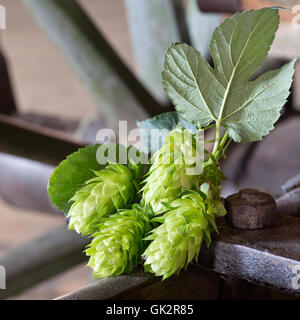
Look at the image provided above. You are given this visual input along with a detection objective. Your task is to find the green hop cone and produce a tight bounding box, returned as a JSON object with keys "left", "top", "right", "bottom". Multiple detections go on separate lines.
{"left": 143, "top": 190, "right": 225, "bottom": 280}
{"left": 67, "top": 163, "right": 138, "bottom": 235}
{"left": 142, "top": 127, "right": 202, "bottom": 214}
{"left": 199, "top": 155, "right": 226, "bottom": 200}
{"left": 86, "top": 205, "right": 152, "bottom": 278}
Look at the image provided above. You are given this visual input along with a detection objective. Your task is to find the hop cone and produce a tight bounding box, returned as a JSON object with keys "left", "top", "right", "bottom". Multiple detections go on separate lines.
{"left": 199, "top": 158, "right": 225, "bottom": 200}
{"left": 86, "top": 205, "right": 151, "bottom": 278}
{"left": 68, "top": 164, "right": 138, "bottom": 235}
{"left": 142, "top": 127, "right": 201, "bottom": 214}
{"left": 143, "top": 190, "right": 225, "bottom": 279}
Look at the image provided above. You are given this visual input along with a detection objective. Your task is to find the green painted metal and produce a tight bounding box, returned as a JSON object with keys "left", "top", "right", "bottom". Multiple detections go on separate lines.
{"left": 124, "top": 0, "right": 180, "bottom": 103}
{"left": 22, "top": 0, "right": 164, "bottom": 130}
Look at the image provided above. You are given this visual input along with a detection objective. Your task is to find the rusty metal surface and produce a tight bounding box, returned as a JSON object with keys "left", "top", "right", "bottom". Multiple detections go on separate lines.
{"left": 118, "top": 265, "right": 224, "bottom": 300}
{"left": 225, "top": 188, "right": 277, "bottom": 229}
{"left": 199, "top": 216, "right": 300, "bottom": 296}
{"left": 197, "top": 0, "right": 241, "bottom": 13}
{"left": 57, "top": 216, "right": 300, "bottom": 299}
{"left": 221, "top": 275, "right": 299, "bottom": 300}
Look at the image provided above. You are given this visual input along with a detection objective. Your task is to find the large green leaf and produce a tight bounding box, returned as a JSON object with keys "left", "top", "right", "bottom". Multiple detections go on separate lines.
{"left": 162, "top": 8, "right": 296, "bottom": 143}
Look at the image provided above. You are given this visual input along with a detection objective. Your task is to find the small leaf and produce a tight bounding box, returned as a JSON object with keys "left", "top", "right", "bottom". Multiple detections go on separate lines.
{"left": 48, "top": 144, "right": 105, "bottom": 213}
{"left": 137, "top": 111, "right": 197, "bottom": 154}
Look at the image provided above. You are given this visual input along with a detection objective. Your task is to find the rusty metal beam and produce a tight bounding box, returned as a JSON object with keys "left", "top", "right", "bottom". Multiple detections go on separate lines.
{"left": 199, "top": 216, "right": 300, "bottom": 296}
{"left": 0, "top": 114, "right": 84, "bottom": 166}
{"left": 0, "top": 226, "right": 89, "bottom": 299}
{"left": 56, "top": 216, "right": 300, "bottom": 299}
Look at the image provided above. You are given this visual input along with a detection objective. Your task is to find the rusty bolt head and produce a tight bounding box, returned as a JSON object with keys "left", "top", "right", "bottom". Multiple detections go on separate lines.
{"left": 225, "top": 188, "right": 277, "bottom": 230}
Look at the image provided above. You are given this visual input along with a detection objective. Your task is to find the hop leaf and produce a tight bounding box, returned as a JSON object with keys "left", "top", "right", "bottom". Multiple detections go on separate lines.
{"left": 142, "top": 127, "right": 202, "bottom": 214}
{"left": 86, "top": 205, "right": 152, "bottom": 278}
{"left": 68, "top": 164, "right": 138, "bottom": 235}
{"left": 162, "top": 8, "right": 296, "bottom": 143}
{"left": 143, "top": 190, "right": 224, "bottom": 280}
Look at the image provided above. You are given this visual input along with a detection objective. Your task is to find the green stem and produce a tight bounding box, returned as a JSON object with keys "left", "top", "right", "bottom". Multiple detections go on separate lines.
{"left": 201, "top": 123, "right": 216, "bottom": 131}
{"left": 205, "top": 120, "right": 231, "bottom": 165}
{"left": 215, "top": 131, "right": 230, "bottom": 160}
{"left": 216, "top": 133, "right": 231, "bottom": 160}
{"left": 210, "top": 118, "right": 230, "bottom": 160}
{"left": 212, "top": 119, "right": 221, "bottom": 156}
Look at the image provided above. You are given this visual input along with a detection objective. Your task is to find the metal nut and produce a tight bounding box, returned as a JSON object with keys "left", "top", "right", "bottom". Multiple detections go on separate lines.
{"left": 225, "top": 188, "right": 277, "bottom": 230}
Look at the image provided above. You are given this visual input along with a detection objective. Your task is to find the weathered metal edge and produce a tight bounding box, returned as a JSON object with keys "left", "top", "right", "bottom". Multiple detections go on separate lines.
{"left": 198, "top": 242, "right": 300, "bottom": 297}
{"left": 56, "top": 270, "right": 158, "bottom": 300}
{"left": 56, "top": 217, "right": 300, "bottom": 300}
